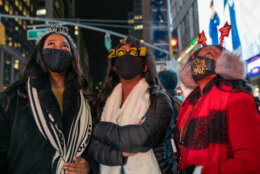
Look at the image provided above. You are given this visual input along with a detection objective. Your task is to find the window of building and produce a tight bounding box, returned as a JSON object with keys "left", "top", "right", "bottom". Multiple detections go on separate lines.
{"left": 193, "top": 1, "right": 199, "bottom": 35}
{"left": 54, "top": 1, "right": 60, "bottom": 8}
{"left": 128, "top": 19, "right": 134, "bottom": 24}
{"left": 18, "top": 19, "right": 22, "bottom": 26}
{"left": 184, "top": 14, "right": 190, "bottom": 40}
{"left": 9, "top": 6, "right": 13, "bottom": 15}
{"left": 134, "top": 25, "right": 143, "bottom": 30}
{"left": 8, "top": 41, "right": 12, "bottom": 47}
{"left": 37, "top": 9, "right": 47, "bottom": 16}
{"left": 3, "top": 53, "right": 11, "bottom": 85}
{"left": 74, "top": 26, "right": 79, "bottom": 35}
{"left": 14, "top": 59, "right": 19, "bottom": 70}
{"left": 134, "top": 15, "right": 143, "bottom": 20}
{"left": 4, "top": 1, "right": 9, "bottom": 12}
{"left": 15, "top": 0, "right": 18, "bottom": 7}
{"left": 31, "top": 4, "right": 33, "bottom": 11}
{"left": 0, "top": 0, "right": 3, "bottom": 6}
{"left": 25, "top": 0, "right": 30, "bottom": 6}
{"left": 19, "top": 2, "right": 22, "bottom": 11}
{"left": 14, "top": 59, "right": 20, "bottom": 80}
{"left": 15, "top": 10, "right": 19, "bottom": 22}
{"left": 23, "top": 21, "right": 26, "bottom": 30}
{"left": 23, "top": 9, "right": 26, "bottom": 16}
{"left": 181, "top": 13, "right": 190, "bottom": 48}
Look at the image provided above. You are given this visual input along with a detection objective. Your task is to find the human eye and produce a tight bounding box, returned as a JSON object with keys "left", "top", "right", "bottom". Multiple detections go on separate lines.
{"left": 62, "top": 44, "right": 69, "bottom": 48}
{"left": 47, "top": 42, "right": 55, "bottom": 46}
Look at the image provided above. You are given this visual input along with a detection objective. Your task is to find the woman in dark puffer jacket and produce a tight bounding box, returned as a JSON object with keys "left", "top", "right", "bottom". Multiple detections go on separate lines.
{"left": 89, "top": 38, "right": 175, "bottom": 174}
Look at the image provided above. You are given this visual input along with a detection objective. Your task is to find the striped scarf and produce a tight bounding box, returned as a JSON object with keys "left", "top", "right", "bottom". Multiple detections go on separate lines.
{"left": 27, "top": 78, "right": 92, "bottom": 174}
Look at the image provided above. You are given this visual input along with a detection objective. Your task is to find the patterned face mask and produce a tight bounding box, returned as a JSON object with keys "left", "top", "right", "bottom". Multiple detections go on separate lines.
{"left": 42, "top": 48, "right": 73, "bottom": 73}
{"left": 191, "top": 56, "right": 216, "bottom": 82}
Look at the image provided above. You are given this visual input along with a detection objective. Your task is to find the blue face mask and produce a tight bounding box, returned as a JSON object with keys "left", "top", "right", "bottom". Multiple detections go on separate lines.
{"left": 42, "top": 48, "right": 73, "bottom": 73}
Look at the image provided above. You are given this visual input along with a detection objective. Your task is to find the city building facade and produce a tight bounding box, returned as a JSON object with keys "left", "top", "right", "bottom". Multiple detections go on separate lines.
{"left": 171, "top": 0, "right": 200, "bottom": 64}
{"left": 0, "top": 0, "right": 36, "bottom": 88}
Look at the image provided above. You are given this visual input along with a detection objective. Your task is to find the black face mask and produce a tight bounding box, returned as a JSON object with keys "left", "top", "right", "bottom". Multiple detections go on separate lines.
{"left": 191, "top": 56, "right": 216, "bottom": 81}
{"left": 42, "top": 48, "right": 73, "bottom": 73}
{"left": 115, "top": 54, "right": 144, "bottom": 80}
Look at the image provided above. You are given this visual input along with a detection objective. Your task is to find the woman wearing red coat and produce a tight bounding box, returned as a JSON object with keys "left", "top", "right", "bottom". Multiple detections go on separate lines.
{"left": 175, "top": 45, "right": 260, "bottom": 174}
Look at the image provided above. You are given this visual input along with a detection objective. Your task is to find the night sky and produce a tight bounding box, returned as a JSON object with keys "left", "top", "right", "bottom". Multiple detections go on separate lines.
{"left": 76, "top": 0, "right": 133, "bottom": 93}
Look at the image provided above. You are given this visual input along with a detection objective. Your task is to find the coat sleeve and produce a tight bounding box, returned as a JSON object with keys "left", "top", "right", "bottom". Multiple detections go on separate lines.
{"left": 81, "top": 140, "right": 100, "bottom": 174}
{"left": 202, "top": 92, "right": 260, "bottom": 174}
{"left": 93, "top": 93, "right": 173, "bottom": 153}
{"left": 88, "top": 137, "right": 127, "bottom": 166}
{"left": 0, "top": 93, "right": 11, "bottom": 172}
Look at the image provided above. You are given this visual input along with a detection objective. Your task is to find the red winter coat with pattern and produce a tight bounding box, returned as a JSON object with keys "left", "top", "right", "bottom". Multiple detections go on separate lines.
{"left": 174, "top": 77, "right": 260, "bottom": 174}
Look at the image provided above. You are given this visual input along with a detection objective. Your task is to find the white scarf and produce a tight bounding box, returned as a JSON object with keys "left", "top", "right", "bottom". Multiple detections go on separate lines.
{"left": 27, "top": 78, "right": 92, "bottom": 174}
{"left": 100, "top": 78, "right": 161, "bottom": 174}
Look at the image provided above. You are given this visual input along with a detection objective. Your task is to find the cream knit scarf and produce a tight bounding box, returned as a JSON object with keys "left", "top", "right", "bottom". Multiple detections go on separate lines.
{"left": 100, "top": 78, "right": 161, "bottom": 174}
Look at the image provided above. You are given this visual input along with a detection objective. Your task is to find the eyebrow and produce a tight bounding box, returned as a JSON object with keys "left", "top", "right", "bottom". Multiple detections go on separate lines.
{"left": 46, "top": 40, "right": 69, "bottom": 45}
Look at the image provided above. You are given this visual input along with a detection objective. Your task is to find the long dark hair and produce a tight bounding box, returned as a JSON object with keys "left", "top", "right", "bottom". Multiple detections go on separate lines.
{"left": 5, "top": 32, "right": 92, "bottom": 99}
{"left": 97, "top": 37, "right": 160, "bottom": 110}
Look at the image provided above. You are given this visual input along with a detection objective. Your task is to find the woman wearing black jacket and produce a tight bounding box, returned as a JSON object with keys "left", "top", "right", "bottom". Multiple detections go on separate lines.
{"left": 0, "top": 26, "right": 96, "bottom": 174}
{"left": 89, "top": 38, "right": 174, "bottom": 174}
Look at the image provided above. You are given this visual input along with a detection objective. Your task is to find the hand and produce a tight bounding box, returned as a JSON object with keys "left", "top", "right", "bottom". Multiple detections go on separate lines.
{"left": 63, "top": 157, "right": 90, "bottom": 174}
{"left": 122, "top": 152, "right": 136, "bottom": 157}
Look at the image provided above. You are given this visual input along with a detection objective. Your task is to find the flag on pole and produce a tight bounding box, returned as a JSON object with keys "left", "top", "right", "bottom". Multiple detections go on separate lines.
{"left": 104, "top": 33, "right": 112, "bottom": 50}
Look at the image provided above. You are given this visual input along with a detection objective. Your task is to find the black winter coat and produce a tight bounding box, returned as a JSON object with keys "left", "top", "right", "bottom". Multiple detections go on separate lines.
{"left": 0, "top": 66, "right": 97, "bottom": 174}
{"left": 89, "top": 86, "right": 174, "bottom": 173}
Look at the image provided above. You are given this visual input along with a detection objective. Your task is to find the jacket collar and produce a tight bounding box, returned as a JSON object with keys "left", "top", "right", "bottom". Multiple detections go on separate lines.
{"left": 186, "top": 76, "right": 222, "bottom": 105}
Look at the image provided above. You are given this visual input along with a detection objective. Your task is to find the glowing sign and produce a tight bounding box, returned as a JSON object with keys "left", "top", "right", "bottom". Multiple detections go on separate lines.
{"left": 247, "top": 54, "right": 260, "bottom": 78}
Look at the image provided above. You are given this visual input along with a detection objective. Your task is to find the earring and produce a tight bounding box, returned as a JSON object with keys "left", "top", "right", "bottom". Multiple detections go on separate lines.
{"left": 143, "top": 65, "right": 147, "bottom": 72}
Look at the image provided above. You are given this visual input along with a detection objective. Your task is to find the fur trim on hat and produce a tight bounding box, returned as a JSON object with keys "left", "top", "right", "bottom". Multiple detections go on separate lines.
{"left": 215, "top": 51, "right": 245, "bottom": 80}
{"left": 179, "top": 61, "right": 198, "bottom": 89}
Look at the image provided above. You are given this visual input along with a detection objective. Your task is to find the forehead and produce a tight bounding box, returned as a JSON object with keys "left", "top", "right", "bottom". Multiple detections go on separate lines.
{"left": 44, "top": 33, "right": 69, "bottom": 43}
{"left": 197, "top": 46, "right": 222, "bottom": 60}
{"left": 120, "top": 44, "right": 131, "bottom": 51}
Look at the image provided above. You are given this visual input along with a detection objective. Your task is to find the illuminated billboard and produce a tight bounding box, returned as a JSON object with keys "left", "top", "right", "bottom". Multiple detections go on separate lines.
{"left": 197, "top": 0, "right": 260, "bottom": 60}
{"left": 247, "top": 54, "right": 260, "bottom": 78}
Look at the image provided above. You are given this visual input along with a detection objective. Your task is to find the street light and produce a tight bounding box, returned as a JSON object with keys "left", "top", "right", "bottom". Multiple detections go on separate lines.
{"left": 170, "top": 38, "right": 178, "bottom": 47}
{"left": 170, "top": 38, "right": 178, "bottom": 58}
